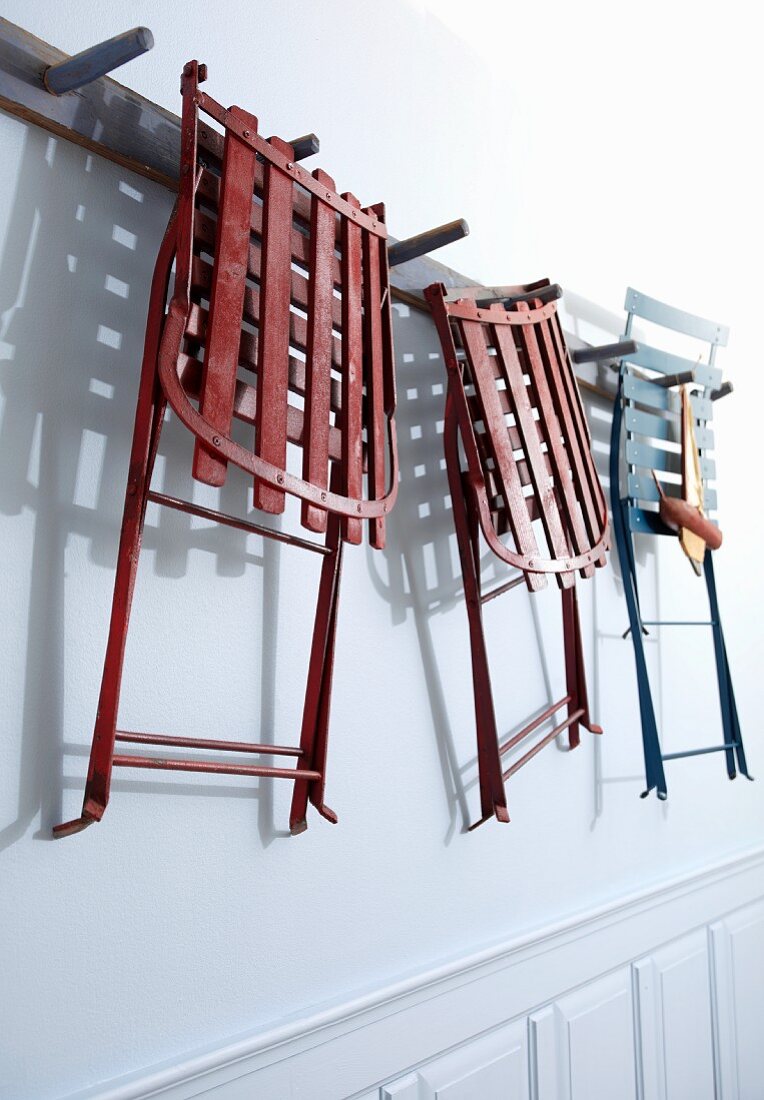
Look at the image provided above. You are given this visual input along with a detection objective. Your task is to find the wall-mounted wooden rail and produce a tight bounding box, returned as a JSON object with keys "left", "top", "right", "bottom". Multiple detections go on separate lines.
{"left": 42, "top": 26, "right": 154, "bottom": 95}
{"left": 0, "top": 17, "right": 617, "bottom": 404}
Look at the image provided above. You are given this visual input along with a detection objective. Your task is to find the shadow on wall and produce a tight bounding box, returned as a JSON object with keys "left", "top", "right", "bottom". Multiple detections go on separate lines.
{"left": 0, "top": 120, "right": 288, "bottom": 852}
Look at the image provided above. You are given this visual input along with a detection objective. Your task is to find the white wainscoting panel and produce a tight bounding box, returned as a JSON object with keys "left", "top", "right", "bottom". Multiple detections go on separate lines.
{"left": 634, "top": 929, "right": 716, "bottom": 1100}
{"left": 67, "top": 846, "right": 764, "bottom": 1100}
{"left": 711, "top": 899, "right": 764, "bottom": 1100}
{"left": 531, "top": 969, "right": 636, "bottom": 1100}
{"left": 383, "top": 1021, "right": 528, "bottom": 1099}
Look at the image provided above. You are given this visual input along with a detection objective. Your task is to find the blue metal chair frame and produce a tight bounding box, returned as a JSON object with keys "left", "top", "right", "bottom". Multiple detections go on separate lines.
{"left": 609, "top": 287, "right": 751, "bottom": 798}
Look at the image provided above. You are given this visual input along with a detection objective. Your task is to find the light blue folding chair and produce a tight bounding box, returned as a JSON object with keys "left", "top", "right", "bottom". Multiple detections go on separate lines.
{"left": 609, "top": 287, "right": 752, "bottom": 799}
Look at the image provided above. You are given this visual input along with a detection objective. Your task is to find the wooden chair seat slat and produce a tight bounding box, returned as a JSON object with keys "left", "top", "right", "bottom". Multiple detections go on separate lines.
{"left": 192, "top": 108, "right": 259, "bottom": 487}
{"left": 302, "top": 171, "right": 339, "bottom": 532}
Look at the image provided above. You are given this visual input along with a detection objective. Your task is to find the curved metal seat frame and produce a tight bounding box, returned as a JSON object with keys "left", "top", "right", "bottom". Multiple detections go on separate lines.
{"left": 609, "top": 287, "right": 751, "bottom": 799}
{"left": 55, "top": 60, "right": 398, "bottom": 837}
{"left": 425, "top": 280, "right": 609, "bottom": 828}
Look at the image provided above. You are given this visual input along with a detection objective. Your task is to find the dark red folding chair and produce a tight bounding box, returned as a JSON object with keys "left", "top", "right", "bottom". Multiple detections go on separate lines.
{"left": 425, "top": 279, "right": 610, "bottom": 828}
{"left": 55, "top": 60, "right": 400, "bottom": 837}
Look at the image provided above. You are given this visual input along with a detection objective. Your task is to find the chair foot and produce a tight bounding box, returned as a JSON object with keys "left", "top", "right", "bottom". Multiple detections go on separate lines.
{"left": 290, "top": 800, "right": 338, "bottom": 835}
{"left": 52, "top": 813, "right": 97, "bottom": 838}
{"left": 468, "top": 801, "right": 510, "bottom": 831}
{"left": 314, "top": 801, "right": 338, "bottom": 825}
{"left": 640, "top": 787, "right": 668, "bottom": 801}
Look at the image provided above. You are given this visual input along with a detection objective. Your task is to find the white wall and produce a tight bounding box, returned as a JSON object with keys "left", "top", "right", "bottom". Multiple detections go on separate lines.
{"left": 0, "top": 2, "right": 762, "bottom": 1097}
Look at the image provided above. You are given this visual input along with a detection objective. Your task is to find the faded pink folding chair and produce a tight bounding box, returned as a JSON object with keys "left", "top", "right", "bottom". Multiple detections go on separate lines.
{"left": 54, "top": 60, "right": 401, "bottom": 837}
{"left": 426, "top": 279, "right": 610, "bottom": 828}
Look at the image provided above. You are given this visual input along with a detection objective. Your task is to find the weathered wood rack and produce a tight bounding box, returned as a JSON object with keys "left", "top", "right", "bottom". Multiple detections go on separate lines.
{"left": 0, "top": 17, "right": 620, "bottom": 402}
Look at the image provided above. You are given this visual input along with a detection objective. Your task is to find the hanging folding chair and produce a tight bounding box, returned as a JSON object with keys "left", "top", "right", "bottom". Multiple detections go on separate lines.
{"left": 425, "top": 279, "right": 612, "bottom": 828}
{"left": 53, "top": 59, "right": 403, "bottom": 837}
{"left": 609, "top": 287, "right": 751, "bottom": 799}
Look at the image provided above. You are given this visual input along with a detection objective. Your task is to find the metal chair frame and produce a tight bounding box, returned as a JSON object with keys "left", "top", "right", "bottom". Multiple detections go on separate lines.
{"left": 425, "top": 279, "right": 609, "bottom": 828}
{"left": 55, "top": 60, "right": 400, "bottom": 837}
{"left": 609, "top": 286, "right": 751, "bottom": 798}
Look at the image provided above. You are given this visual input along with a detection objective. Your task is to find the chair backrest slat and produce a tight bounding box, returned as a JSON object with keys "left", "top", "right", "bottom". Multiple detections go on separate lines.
{"left": 363, "top": 225, "right": 387, "bottom": 549}
{"left": 515, "top": 320, "right": 594, "bottom": 579}
{"left": 193, "top": 109, "right": 259, "bottom": 488}
{"left": 301, "top": 169, "right": 338, "bottom": 533}
{"left": 253, "top": 135, "right": 298, "bottom": 514}
{"left": 493, "top": 324, "right": 571, "bottom": 575}
{"left": 624, "top": 341, "right": 722, "bottom": 390}
{"left": 624, "top": 286, "right": 729, "bottom": 346}
{"left": 550, "top": 313, "right": 605, "bottom": 531}
{"left": 625, "top": 406, "right": 714, "bottom": 450}
{"left": 196, "top": 169, "right": 344, "bottom": 292}
{"left": 627, "top": 472, "right": 718, "bottom": 511}
{"left": 536, "top": 311, "right": 601, "bottom": 551}
{"left": 340, "top": 192, "right": 364, "bottom": 545}
{"left": 459, "top": 318, "right": 540, "bottom": 563}
{"left": 622, "top": 372, "right": 713, "bottom": 419}
{"left": 626, "top": 438, "right": 716, "bottom": 480}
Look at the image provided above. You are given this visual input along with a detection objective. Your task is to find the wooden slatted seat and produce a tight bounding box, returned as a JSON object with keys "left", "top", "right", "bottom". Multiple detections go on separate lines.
{"left": 54, "top": 60, "right": 398, "bottom": 838}
{"left": 425, "top": 279, "right": 608, "bottom": 827}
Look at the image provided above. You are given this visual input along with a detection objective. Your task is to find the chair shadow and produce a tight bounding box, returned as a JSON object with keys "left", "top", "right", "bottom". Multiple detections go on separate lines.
{"left": 0, "top": 115, "right": 290, "bottom": 853}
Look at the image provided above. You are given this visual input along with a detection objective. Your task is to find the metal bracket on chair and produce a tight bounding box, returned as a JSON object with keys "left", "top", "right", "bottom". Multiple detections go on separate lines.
{"left": 387, "top": 218, "right": 469, "bottom": 267}
{"left": 42, "top": 27, "right": 154, "bottom": 95}
{"left": 571, "top": 339, "right": 638, "bottom": 365}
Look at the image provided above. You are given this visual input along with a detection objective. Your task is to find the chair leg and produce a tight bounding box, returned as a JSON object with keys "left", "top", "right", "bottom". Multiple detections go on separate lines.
{"left": 289, "top": 510, "right": 344, "bottom": 833}
{"left": 609, "top": 387, "right": 666, "bottom": 799}
{"left": 53, "top": 376, "right": 167, "bottom": 837}
{"left": 704, "top": 552, "right": 752, "bottom": 781}
{"left": 443, "top": 391, "right": 508, "bottom": 826}
{"left": 618, "top": 504, "right": 667, "bottom": 799}
{"left": 561, "top": 582, "right": 602, "bottom": 749}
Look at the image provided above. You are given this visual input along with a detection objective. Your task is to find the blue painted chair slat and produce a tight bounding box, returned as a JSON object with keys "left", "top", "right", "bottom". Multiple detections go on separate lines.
{"left": 624, "top": 287, "right": 729, "bottom": 346}
{"left": 627, "top": 472, "right": 717, "bottom": 511}
{"left": 622, "top": 373, "right": 713, "bottom": 419}
{"left": 623, "top": 341, "right": 723, "bottom": 389}
{"left": 625, "top": 407, "right": 714, "bottom": 449}
{"left": 626, "top": 439, "right": 716, "bottom": 480}
{"left": 627, "top": 506, "right": 671, "bottom": 536}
